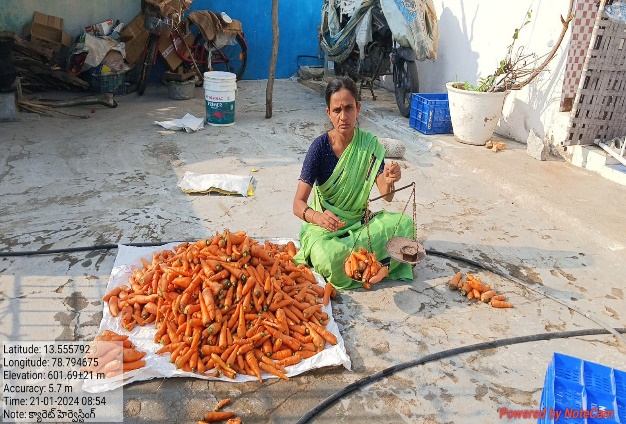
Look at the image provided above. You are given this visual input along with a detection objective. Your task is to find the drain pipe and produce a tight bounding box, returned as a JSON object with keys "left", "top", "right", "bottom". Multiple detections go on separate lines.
{"left": 596, "top": 138, "right": 626, "bottom": 166}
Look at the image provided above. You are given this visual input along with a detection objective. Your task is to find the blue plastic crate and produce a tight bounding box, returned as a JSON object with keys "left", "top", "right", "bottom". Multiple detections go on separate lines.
{"left": 585, "top": 361, "right": 615, "bottom": 394}
{"left": 409, "top": 93, "right": 452, "bottom": 135}
{"left": 538, "top": 353, "right": 626, "bottom": 424}
{"left": 617, "top": 396, "right": 626, "bottom": 422}
{"left": 616, "top": 370, "right": 626, "bottom": 398}
{"left": 554, "top": 353, "right": 583, "bottom": 384}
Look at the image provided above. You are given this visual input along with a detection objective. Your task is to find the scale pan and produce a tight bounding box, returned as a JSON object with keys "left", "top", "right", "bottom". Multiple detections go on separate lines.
{"left": 386, "top": 237, "right": 426, "bottom": 265}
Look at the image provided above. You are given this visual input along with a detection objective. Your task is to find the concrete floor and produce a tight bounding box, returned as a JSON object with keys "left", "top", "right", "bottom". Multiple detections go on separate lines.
{"left": 1, "top": 79, "right": 626, "bottom": 423}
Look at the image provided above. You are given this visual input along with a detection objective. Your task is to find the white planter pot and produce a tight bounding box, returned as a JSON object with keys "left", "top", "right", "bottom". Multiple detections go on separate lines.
{"left": 446, "top": 82, "right": 508, "bottom": 146}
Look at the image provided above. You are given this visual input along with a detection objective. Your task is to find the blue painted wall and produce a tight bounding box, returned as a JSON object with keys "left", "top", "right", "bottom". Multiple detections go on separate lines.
{"left": 190, "top": 0, "right": 324, "bottom": 80}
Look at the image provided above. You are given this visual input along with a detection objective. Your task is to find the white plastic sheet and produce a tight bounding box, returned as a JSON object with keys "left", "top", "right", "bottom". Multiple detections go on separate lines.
{"left": 83, "top": 242, "right": 351, "bottom": 393}
{"left": 177, "top": 171, "right": 257, "bottom": 197}
{"left": 155, "top": 113, "right": 205, "bottom": 133}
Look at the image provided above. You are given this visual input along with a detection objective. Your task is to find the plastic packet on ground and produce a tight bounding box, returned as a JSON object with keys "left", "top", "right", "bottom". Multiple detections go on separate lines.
{"left": 177, "top": 171, "right": 257, "bottom": 196}
{"left": 155, "top": 113, "right": 205, "bottom": 132}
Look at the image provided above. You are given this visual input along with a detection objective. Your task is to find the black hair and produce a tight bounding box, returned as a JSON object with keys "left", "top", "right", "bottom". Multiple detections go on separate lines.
{"left": 324, "top": 76, "right": 360, "bottom": 107}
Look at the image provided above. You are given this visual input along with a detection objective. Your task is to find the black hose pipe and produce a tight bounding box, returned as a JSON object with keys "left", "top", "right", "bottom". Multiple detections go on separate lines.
{"left": 296, "top": 327, "right": 626, "bottom": 424}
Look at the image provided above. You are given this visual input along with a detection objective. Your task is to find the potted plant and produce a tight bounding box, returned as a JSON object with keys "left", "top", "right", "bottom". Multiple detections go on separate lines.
{"left": 447, "top": 6, "right": 574, "bottom": 145}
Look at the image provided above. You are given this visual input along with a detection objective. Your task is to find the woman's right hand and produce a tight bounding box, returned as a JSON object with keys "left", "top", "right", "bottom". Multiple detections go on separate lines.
{"left": 314, "top": 210, "right": 345, "bottom": 232}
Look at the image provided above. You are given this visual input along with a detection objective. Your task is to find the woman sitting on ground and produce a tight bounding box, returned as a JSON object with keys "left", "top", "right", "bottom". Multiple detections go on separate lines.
{"left": 292, "top": 76, "right": 414, "bottom": 290}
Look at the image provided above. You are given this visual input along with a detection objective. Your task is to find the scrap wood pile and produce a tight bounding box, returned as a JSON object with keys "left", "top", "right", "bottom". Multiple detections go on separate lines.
{"left": 0, "top": 31, "right": 89, "bottom": 93}
{"left": 448, "top": 271, "right": 513, "bottom": 308}
{"left": 102, "top": 230, "right": 339, "bottom": 381}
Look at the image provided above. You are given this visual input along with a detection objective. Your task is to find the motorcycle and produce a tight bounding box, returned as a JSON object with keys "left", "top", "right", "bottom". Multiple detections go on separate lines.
{"left": 320, "top": 0, "right": 437, "bottom": 117}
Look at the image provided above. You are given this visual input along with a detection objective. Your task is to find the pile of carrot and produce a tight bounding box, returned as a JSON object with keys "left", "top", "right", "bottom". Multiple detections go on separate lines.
{"left": 447, "top": 272, "right": 513, "bottom": 308}
{"left": 200, "top": 397, "right": 241, "bottom": 423}
{"left": 80, "top": 330, "right": 146, "bottom": 378}
{"left": 102, "top": 230, "right": 339, "bottom": 381}
{"left": 343, "top": 247, "right": 389, "bottom": 290}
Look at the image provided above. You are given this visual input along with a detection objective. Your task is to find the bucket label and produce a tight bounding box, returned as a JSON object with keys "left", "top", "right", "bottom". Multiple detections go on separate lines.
{"left": 206, "top": 100, "right": 235, "bottom": 125}
{"left": 206, "top": 94, "right": 230, "bottom": 102}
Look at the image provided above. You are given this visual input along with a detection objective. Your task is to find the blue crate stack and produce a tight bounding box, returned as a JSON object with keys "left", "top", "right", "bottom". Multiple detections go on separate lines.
{"left": 409, "top": 93, "right": 453, "bottom": 135}
{"left": 538, "top": 353, "right": 626, "bottom": 424}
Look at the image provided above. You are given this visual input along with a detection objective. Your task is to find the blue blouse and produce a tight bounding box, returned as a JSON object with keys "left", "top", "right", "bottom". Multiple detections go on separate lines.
{"left": 299, "top": 132, "right": 385, "bottom": 186}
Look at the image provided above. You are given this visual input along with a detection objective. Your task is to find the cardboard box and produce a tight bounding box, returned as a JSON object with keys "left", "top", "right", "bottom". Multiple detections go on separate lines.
{"left": 119, "top": 13, "right": 149, "bottom": 67}
{"left": 24, "top": 11, "right": 72, "bottom": 53}
{"left": 158, "top": 30, "right": 195, "bottom": 71}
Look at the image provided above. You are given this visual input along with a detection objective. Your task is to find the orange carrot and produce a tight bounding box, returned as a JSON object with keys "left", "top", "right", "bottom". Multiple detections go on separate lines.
{"left": 279, "top": 353, "right": 303, "bottom": 367}
{"left": 480, "top": 290, "right": 497, "bottom": 303}
{"left": 491, "top": 299, "right": 513, "bottom": 308}
{"left": 323, "top": 283, "right": 333, "bottom": 306}
{"left": 472, "top": 288, "right": 481, "bottom": 299}
{"left": 270, "top": 349, "right": 293, "bottom": 361}
{"left": 204, "top": 411, "right": 236, "bottom": 422}
{"left": 245, "top": 350, "right": 262, "bottom": 382}
{"left": 122, "top": 348, "right": 146, "bottom": 363}
{"left": 102, "top": 287, "right": 122, "bottom": 302}
{"left": 308, "top": 321, "right": 337, "bottom": 345}
{"left": 258, "top": 361, "right": 289, "bottom": 380}
{"left": 368, "top": 266, "right": 388, "bottom": 284}
{"left": 492, "top": 294, "right": 506, "bottom": 301}
{"left": 123, "top": 359, "right": 146, "bottom": 372}
{"left": 214, "top": 398, "right": 231, "bottom": 411}
{"left": 108, "top": 296, "right": 120, "bottom": 317}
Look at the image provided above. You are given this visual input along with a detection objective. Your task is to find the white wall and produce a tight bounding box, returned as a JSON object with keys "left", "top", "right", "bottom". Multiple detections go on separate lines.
{"left": 417, "top": 0, "right": 571, "bottom": 144}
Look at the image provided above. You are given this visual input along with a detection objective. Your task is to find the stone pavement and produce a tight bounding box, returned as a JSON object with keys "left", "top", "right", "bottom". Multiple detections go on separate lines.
{"left": 1, "top": 79, "right": 625, "bottom": 423}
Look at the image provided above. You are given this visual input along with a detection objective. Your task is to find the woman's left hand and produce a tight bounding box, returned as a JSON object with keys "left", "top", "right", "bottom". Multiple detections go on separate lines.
{"left": 383, "top": 161, "right": 401, "bottom": 184}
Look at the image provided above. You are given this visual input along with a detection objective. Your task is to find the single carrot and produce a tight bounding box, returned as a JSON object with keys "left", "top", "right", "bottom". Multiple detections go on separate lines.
{"left": 214, "top": 398, "right": 231, "bottom": 411}
{"left": 480, "top": 290, "right": 497, "bottom": 303}
{"left": 492, "top": 294, "right": 506, "bottom": 301}
{"left": 279, "top": 353, "right": 303, "bottom": 367}
{"left": 472, "top": 288, "right": 481, "bottom": 300}
{"left": 108, "top": 296, "right": 120, "bottom": 317}
{"left": 245, "top": 350, "right": 262, "bottom": 382}
{"left": 258, "top": 361, "right": 289, "bottom": 381}
{"left": 491, "top": 299, "right": 513, "bottom": 308}
{"left": 123, "top": 359, "right": 146, "bottom": 372}
{"left": 368, "top": 266, "right": 388, "bottom": 284}
{"left": 270, "top": 349, "right": 293, "bottom": 361}
{"left": 200, "top": 345, "right": 225, "bottom": 356}
{"left": 101, "top": 359, "right": 123, "bottom": 374}
{"left": 204, "top": 411, "right": 236, "bottom": 422}
{"left": 102, "top": 287, "right": 122, "bottom": 302}
{"left": 122, "top": 348, "right": 146, "bottom": 363}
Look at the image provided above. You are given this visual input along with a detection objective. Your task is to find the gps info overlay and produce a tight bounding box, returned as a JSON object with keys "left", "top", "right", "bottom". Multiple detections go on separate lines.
{"left": 2, "top": 341, "right": 122, "bottom": 422}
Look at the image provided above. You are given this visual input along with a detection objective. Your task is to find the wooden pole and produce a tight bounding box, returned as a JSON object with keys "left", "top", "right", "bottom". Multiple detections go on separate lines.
{"left": 265, "top": 0, "right": 279, "bottom": 118}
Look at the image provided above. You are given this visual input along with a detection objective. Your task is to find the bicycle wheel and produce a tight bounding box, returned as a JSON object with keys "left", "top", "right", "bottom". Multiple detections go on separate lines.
{"left": 210, "top": 33, "right": 247, "bottom": 81}
{"left": 394, "top": 58, "right": 419, "bottom": 118}
{"left": 138, "top": 33, "right": 159, "bottom": 96}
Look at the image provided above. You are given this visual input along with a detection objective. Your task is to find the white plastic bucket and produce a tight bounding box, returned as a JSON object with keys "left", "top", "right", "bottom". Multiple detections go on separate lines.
{"left": 446, "top": 82, "right": 508, "bottom": 145}
{"left": 204, "top": 71, "right": 237, "bottom": 126}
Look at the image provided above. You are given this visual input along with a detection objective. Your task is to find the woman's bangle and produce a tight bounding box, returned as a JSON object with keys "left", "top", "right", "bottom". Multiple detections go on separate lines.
{"left": 302, "top": 206, "right": 311, "bottom": 222}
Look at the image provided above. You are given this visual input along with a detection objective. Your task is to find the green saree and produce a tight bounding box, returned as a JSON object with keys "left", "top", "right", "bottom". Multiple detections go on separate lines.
{"left": 294, "top": 128, "right": 415, "bottom": 290}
